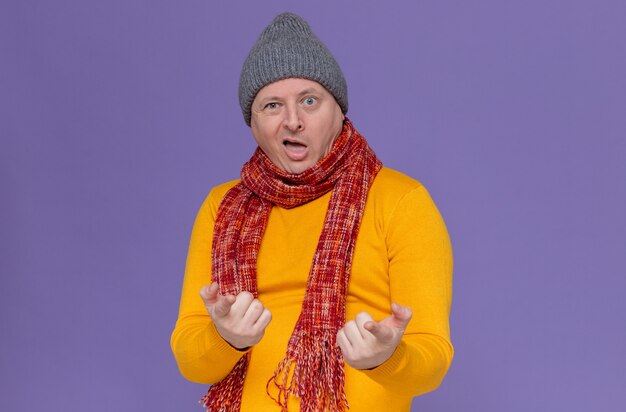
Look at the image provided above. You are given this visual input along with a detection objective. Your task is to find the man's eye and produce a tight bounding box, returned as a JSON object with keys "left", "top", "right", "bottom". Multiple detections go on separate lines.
{"left": 265, "top": 102, "right": 278, "bottom": 110}
{"left": 303, "top": 97, "right": 316, "bottom": 106}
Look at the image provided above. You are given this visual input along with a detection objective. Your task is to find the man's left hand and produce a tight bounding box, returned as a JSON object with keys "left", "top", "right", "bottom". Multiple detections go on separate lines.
{"left": 336, "top": 303, "right": 412, "bottom": 370}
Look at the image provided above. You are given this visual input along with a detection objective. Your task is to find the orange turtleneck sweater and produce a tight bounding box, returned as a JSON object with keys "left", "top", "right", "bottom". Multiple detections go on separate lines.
{"left": 171, "top": 167, "right": 454, "bottom": 411}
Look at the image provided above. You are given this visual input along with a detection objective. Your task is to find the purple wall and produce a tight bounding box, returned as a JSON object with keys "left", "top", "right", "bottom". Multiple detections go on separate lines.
{"left": 2, "top": 1, "right": 625, "bottom": 410}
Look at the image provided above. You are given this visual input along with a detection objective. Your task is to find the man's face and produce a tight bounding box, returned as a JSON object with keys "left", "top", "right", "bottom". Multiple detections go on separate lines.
{"left": 250, "top": 78, "right": 345, "bottom": 174}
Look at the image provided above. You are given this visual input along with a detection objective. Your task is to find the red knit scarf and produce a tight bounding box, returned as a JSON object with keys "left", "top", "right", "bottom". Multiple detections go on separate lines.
{"left": 201, "top": 119, "right": 381, "bottom": 411}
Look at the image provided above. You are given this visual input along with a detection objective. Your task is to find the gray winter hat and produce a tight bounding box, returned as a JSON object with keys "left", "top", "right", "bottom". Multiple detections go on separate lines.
{"left": 238, "top": 12, "right": 348, "bottom": 126}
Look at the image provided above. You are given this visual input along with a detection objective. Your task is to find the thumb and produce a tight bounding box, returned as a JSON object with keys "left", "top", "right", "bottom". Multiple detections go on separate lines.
{"left": 200, "top": 284, "right": 235, "bottom": 318}
{"left": 200, "top": 283, "right": 219, "bottom": 305}
{"left": 390, "top": 302, "right": 412, "bottom": 330}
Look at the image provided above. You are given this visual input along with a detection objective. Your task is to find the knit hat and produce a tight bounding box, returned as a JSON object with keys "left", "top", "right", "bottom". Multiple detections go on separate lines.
{"left": 239, "top": 12, "right": 348, "bottom": 126}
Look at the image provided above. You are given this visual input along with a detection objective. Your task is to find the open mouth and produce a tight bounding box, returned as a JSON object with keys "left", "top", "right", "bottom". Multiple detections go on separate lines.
{"left": 283, "top": 139, "right": 307, "bottom": 149}
{"left": 283, "top": 139, "right": 308, "bottom": 160}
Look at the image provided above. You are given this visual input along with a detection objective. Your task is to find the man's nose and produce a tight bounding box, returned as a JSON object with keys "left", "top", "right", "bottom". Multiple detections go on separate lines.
{"left": 283, "top": 105, "right": 303, "bottom": 132}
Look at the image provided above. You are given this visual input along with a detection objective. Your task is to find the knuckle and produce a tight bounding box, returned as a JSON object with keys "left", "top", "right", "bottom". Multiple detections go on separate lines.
{"left": 230, "top": 321, "right": 247, "bottom": 335}
{"left": 250, "top": 325, "right": 264, "bottom": 338}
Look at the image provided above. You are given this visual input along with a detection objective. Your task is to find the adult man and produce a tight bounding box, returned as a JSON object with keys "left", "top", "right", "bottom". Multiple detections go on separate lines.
{"left": 171, "top": 12, "right": 453, "bottom": 412}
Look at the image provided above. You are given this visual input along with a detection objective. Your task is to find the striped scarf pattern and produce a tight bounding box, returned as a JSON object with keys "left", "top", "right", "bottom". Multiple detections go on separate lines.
{"left": 201, "top": 119, "right": 381, "bottom": 411}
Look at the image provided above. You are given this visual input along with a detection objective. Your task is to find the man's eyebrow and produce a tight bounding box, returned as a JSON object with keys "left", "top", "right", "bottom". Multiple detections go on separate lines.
{"left": 297, "top": 88, "right": 321, "bottom": 97}
{"left": 257, "top": 95, "right": 280, "bottom": 103}
{"left": 257, "top": 88, "right": 322, "bottom": 104}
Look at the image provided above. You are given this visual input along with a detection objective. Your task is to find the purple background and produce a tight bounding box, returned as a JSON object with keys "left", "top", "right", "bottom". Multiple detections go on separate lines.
{"left": 2, "top": 1, "right": 625, "bottom": 411}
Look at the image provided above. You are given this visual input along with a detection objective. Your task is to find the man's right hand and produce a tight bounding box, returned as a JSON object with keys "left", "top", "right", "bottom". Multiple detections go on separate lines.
{"left": 200, "top": 283, "right": 272, "bottom": 350}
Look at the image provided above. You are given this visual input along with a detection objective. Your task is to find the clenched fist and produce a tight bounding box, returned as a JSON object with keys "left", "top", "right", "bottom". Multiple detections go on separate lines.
{"left": 200, "top": 283, "right": 272, "bottom": 350}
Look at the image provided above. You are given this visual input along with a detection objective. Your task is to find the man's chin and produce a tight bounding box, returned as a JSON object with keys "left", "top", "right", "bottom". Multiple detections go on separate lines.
{"left": 282, "top": 160, "right": 314, "bottom": 175}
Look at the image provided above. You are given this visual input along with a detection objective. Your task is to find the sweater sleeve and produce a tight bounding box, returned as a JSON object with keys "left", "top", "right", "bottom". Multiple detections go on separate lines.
{"left": 363, "top": 184, "right": 454, "bottom": 396}
{"left": 170, "top": 188, "right": 247, "bottom": 384}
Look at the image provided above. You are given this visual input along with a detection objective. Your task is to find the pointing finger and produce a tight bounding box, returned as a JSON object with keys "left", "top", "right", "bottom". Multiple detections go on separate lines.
{"left": 200, "top": 284, "right": 236, "bottom": 318}
{"left": 355, "top": 312, "right": 374, "bottom": 331}
{"left": 212, "top": 294, "right": 236, "bottom": 317}
{"left": 364, "top": 321, "right": 394, "bottom": 343}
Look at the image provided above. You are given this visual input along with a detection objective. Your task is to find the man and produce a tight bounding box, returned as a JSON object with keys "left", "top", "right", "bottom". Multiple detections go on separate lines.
{"left": 171, "top": 12, "right": 453, "bottom": 412}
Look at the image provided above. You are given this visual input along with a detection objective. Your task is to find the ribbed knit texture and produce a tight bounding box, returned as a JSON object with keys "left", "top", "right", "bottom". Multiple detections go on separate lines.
{"left": 200, "top": 119, "right": 381, "bottom": 411}
{"left": 239, "top": 12, "right": 348, "bottom": 126}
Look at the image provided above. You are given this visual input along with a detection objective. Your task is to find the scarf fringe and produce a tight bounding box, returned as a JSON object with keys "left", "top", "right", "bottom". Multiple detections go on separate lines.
{"left": 200, "top": 355, "right": 250, "bottom": 412}
{"left": 205, "top": 119, "right": 381, "bottom": 410}
{"left": 266, "top": 331, "right": 349, "bottom": 412}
